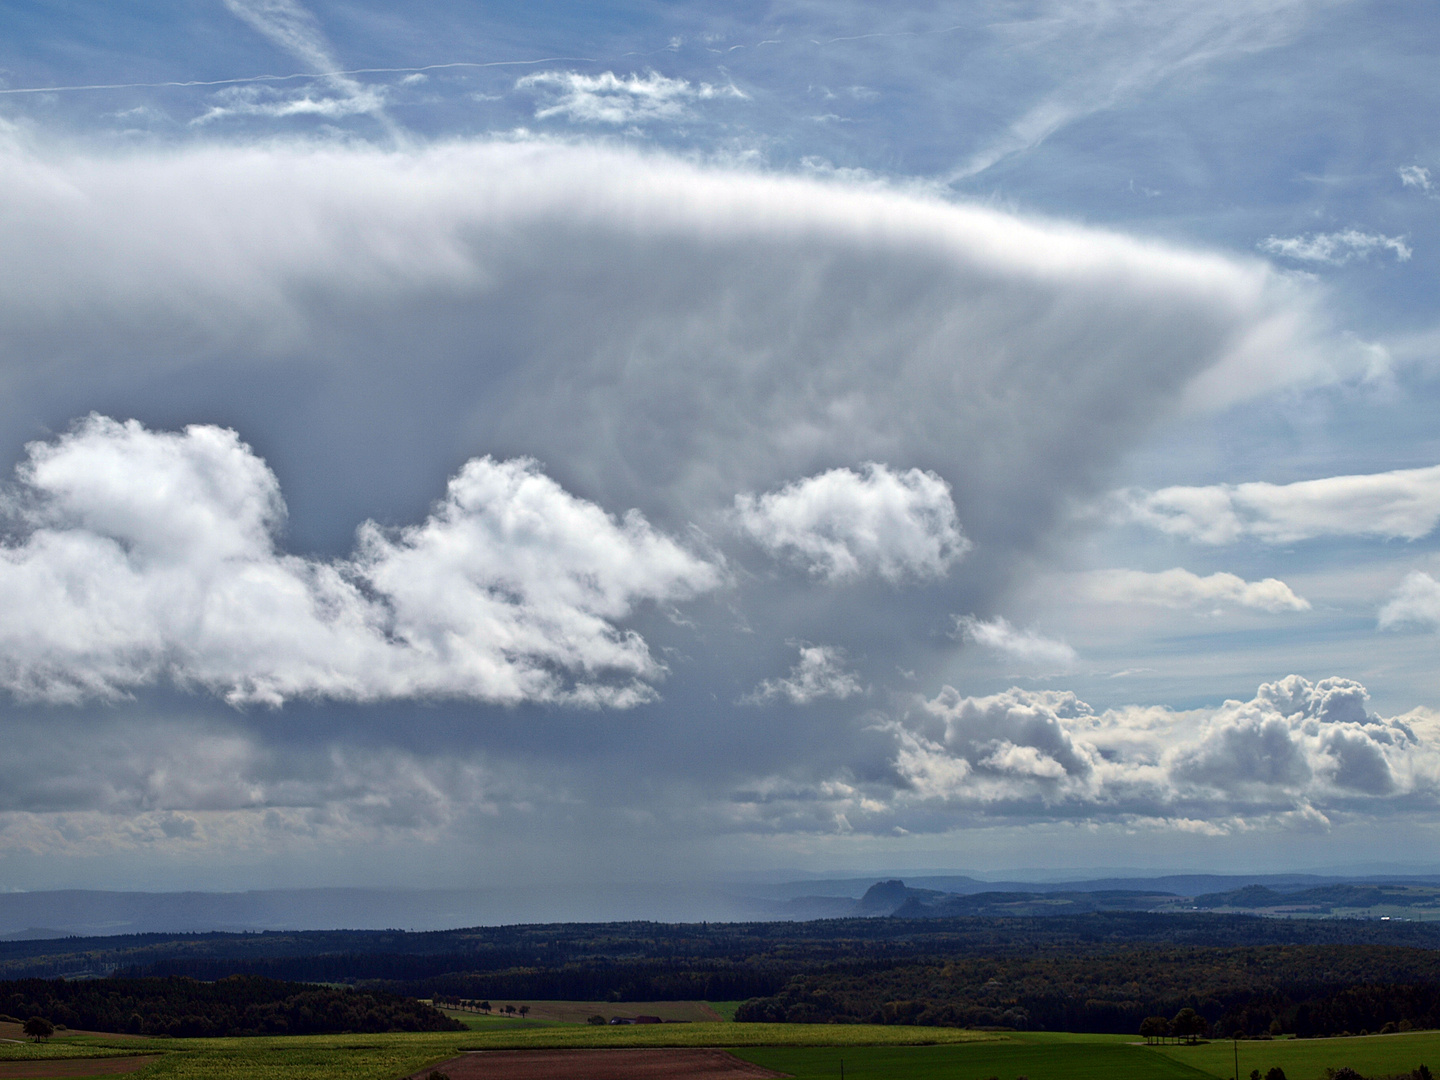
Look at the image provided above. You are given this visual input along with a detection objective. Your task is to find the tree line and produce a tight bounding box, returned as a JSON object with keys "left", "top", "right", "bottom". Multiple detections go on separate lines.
{"left": 0, "top": 975, "right": 463, "bottom": 1037}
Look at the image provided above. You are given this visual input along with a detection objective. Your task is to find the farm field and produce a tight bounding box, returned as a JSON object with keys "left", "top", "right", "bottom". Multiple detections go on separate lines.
{"left": 738, "top": 1030, "right": 1440, "bottom": 1080}
{"left": 1150, "top": 1029, "right": 1440, "bottom": 1080}
{"left": 3, "top": 1017, "right": 1439, "bottom": 1079}
{"left": 0, "top": 1021, "right": 996, "bottom": 1080}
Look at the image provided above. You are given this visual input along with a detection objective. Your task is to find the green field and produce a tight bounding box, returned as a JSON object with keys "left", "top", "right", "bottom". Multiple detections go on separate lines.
{"left": 3, "top": 1020, "right": 1439, "bottom": 1079}
{"left": 738, "top": 1030, "right": 1440, "bottom": 1080}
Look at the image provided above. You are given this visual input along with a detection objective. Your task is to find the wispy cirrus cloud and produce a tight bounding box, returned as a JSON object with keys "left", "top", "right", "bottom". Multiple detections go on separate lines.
{"left": 217, "top": 0, "right": 395, "bottom": 131}
{"left": 1399, "top": 164, "right": 1433, "bottom": 191}
{"left": 517, "top": 69, "right": 744, "bottom": 125}
{"left": 1259, "top": 229, "right": 1412, "bottom": 264}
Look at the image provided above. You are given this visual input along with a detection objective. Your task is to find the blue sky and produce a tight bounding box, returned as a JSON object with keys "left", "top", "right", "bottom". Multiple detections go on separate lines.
{"left": 0, "top": 0, "right": 1437, "bottom": 897}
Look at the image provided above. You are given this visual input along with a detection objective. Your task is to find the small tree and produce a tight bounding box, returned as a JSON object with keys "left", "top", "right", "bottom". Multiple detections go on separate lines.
{"left": 1171, "top": 1008, "right": 1207, "bottom": 1045}
{"left": 1265, "top": 1068, "right": 1287, "bottom": 1080}
{"left": 518, "top": 1006, "right": 530, "bottom": 1019}
{"left": 22, "top": 1017, "right": 54, "bottom": 1042}
{"left": 1140, "top": 1016, "right": 1169, "bottom": 1044}
{"left": 587, "top": 1015, "right": 607, "bottom": 1025}
{"left": 504, "top": 1005, "right": 516, "bottom": 1017}
{"left": 479, "top": 1001, "right": 491, "bottom": 1015}
{"left": 1414, "top": 1067, "right": 1433, "bottom": 1080}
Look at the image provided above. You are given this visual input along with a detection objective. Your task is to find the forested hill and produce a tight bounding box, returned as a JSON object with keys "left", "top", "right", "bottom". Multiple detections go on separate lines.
{"left": 5, "top": 913, "right": 1440, "bottom": 981}
{"left": 1, "top": 913, "right": 1439, "bottom": 998}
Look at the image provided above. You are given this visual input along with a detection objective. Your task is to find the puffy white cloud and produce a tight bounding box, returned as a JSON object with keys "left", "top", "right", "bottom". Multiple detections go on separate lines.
{"left": 1080, "top": 567, "right": 1310, "bottom": 612}
{"left": 1379, "top": 570, "right": 1440, "bottom": 630}
{"left": 516, "top": 70, "right": 744, "bottom": 125}
{"left": 1259, "top": 230, "right": 1412, "bottom": 264}
{"left": 744, "top": 644, "right": 862, "bottom": 705}
{"left": 734, "top": 464, "right": 968, "bottom": 582}
{"left": 1115, "top": 464, "right": 1440, "bottom": 543}
{"left": 0, "top": 416, "right": 720, "bottom": 708}
{"left": 956, "top": 616, "right": 1077, "bottom": 668}
{"left": 878, "top": 675, "right": 1429, "bottom": 824}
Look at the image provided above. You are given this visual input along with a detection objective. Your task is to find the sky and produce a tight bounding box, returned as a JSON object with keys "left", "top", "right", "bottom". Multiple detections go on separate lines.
{"left": 0, "top": 0, "right": 1438, "bottom": 898}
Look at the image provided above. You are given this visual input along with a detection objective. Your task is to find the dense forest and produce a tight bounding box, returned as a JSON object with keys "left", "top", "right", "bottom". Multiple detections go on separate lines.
{"left": 5, "top": 913, "right": 1440, "bottom": 1038}
{"left": 0, "top": 975, "right": 462, "bottom": 1037}
{"left": 733, "top": 945, "right": 1440, "bottom": 1037}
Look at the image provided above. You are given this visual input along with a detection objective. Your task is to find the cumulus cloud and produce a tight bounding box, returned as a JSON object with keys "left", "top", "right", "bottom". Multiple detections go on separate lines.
{"left": 744, "top": 644, "right": 862, "bottom": 705}
{"left": 1081, "top": 567, "right": 1310, "bottom": 612}
{"left": 1115, "top": 463, "right": 1440, "bottom": 543}
{"left": 1259, "top": 230, "right": 1412, "bottom": 264}
{"left": 734, "top": 464, "right": 968, "bottom": 582}
{"left": 517, "top": 70, "right": 744, "bottom": 125}
{"left": 0, "top": 416, "right": 719, "bottom": 708}
{"left": 1378, "top": 570, "right": 1440, "bottom": 630}
{"left": 880, "top": 675, "right": 1426, "bottom": 823}
{"left": 956, "top": 616, "right": 1077, "bottom": 668}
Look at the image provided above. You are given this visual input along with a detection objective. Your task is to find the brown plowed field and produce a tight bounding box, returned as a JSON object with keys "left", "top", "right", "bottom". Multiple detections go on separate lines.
{"left": 411, "top": 1049, "right": 789, "bottom": 1080}
{"left": 0, "top": 1057, "right": 157, "bottom": 1078}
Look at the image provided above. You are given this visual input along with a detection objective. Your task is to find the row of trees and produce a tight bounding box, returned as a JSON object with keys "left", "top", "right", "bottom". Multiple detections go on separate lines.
{"left": 0, "top": 975, "right": 463, "bottom": 1037}
{"left": 431, "top": 997, "right": 529, "bottom": 1017}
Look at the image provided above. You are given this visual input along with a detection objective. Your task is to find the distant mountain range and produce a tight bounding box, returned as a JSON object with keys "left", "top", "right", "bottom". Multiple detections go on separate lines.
{"left": 3, "top": 871, "right": 1440, "bottom": 939}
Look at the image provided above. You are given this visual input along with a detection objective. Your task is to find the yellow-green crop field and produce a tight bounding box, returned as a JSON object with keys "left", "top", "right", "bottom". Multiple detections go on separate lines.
{"left": 3, "top": 1020, "right": 1439, "bottom": 1079}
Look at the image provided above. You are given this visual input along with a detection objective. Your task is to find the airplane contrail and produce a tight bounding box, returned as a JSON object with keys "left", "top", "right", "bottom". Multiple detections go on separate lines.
{"left": 0, "top": 58, "right": 596, "bottom": 96}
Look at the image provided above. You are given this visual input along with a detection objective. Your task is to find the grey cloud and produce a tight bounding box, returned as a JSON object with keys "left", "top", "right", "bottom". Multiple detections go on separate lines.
{"left": 0, "top": 134, "right": 1344, "bottom": 871}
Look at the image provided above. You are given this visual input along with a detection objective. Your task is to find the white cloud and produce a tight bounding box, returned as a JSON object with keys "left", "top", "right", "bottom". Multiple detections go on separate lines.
{"left": 734, "top": 464, "right": 969, "bottom": 582}
{"left": 1115, "top": 464, "right": 1440, "bottom": 543}
{"left": 744, "top": 644, "right": 862, "bottom": 705}
{"left": 0, "top": 416, "right": 720, "bottom": 708}
{"left": 516, "top": 70, "right": 743, "bottom": 125}
{"left": 1378, "top": 570, "right": 1440, "bottom": 631}
{"left": 1400, "top": 165, "right": 1433, "bottom": 192}
{"left": 956, "top": 616, "right": 1077, "bottom": 668}
{"left": 1081, "top": 567, "right": 1310, "bottom": 612}
{"left": 1259, "top": 230, "right": 1412, "bottom": 264}
{"left": 883, "top": 675, "right": 1428, "bottom": 820}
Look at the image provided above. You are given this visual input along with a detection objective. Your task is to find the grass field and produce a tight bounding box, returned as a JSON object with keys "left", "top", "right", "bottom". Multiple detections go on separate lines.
{"left": 1151, "top": 1029, "right": 1440, "bottom": 1079}
{"left": 2, "top": 1016, "right": 1438, "bottom": 1079}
